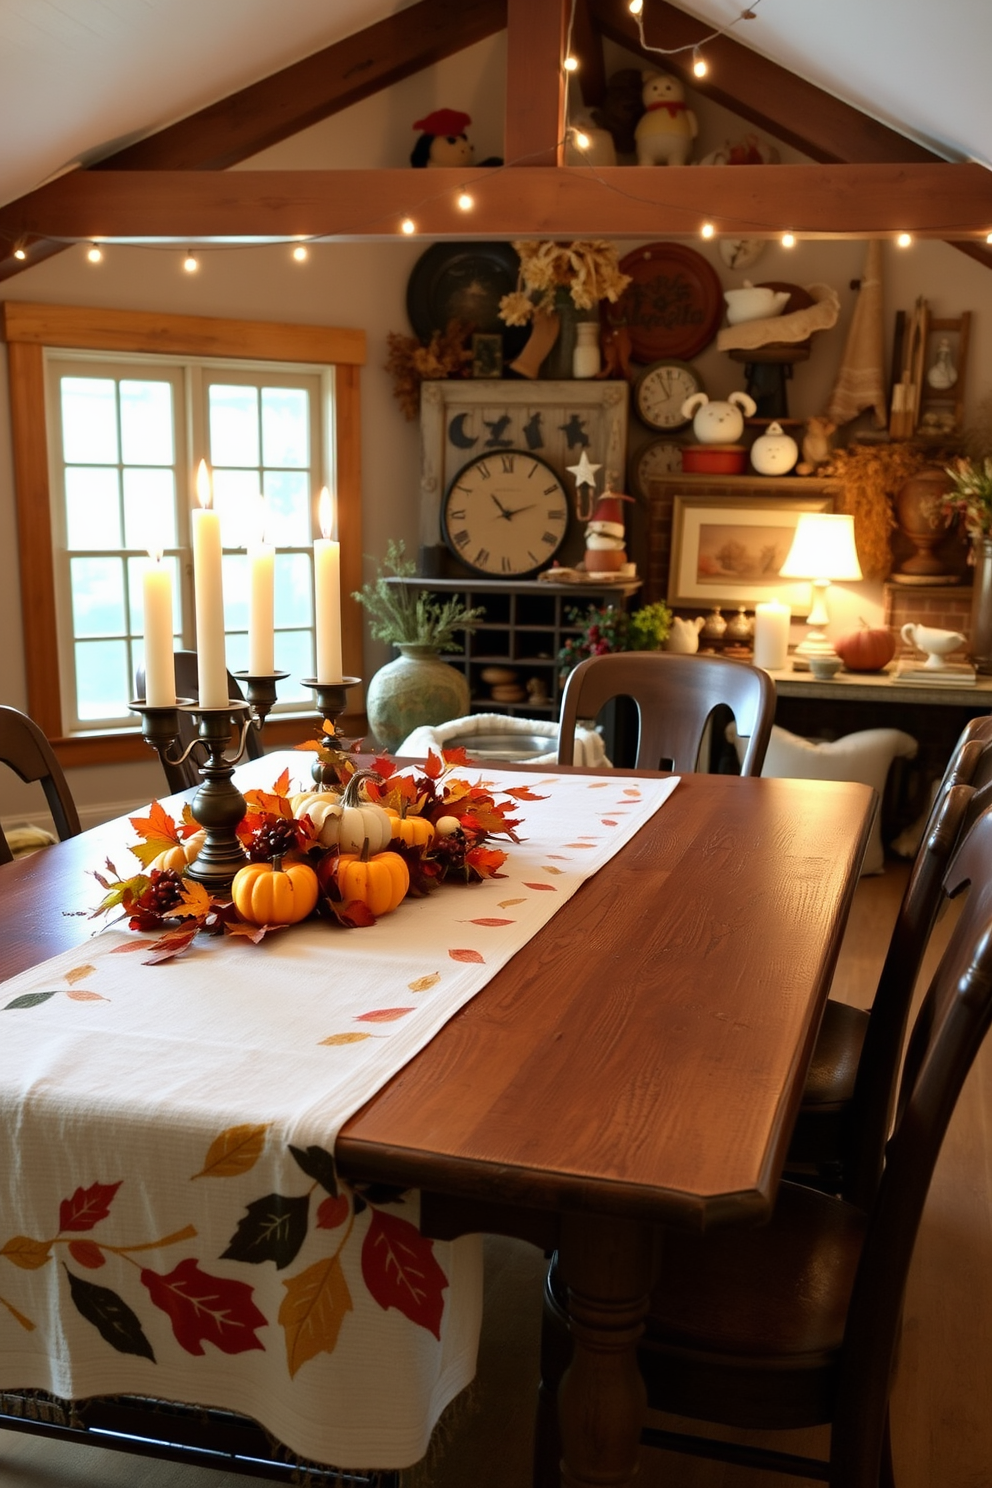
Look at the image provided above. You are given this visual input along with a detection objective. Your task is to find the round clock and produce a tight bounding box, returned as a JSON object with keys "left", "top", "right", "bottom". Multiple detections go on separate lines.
{"left": 719, "top": 237, "right": 767, "bottom": 272}
{"left": 632, "top": 360, "right": 705, "bottom": 432}
{"left": 629, "top": 438, "right": 685, "bottom": 500}
{"left": 441, "top": 450, "right": 570, "bottom": 578}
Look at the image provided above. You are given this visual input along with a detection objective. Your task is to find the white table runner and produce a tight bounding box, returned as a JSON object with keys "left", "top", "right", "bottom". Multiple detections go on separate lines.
{"left": 0, "top": 769, "right": 678, "bottom": 1470}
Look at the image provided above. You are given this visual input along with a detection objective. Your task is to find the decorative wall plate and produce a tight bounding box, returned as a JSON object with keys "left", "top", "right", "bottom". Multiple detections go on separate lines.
{"left": 406, "top": 242, "right": 526, "bottom": 356}
{"left": 610, "top": 243, "right": 724, "bottom": 363}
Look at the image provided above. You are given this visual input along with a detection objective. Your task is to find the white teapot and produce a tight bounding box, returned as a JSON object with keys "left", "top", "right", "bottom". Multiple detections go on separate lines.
{"left": 665, "top": 616, "right": 705, "bottom": 654}
{"left": 723, "top": 281, "right": 791, "bottom": 326}
{"left": 900, "top": 622, "right": 966, "bottom": 670}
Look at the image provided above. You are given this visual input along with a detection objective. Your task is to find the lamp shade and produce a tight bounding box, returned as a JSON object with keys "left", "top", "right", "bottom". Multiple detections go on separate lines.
{"left": 780, "top": 513, "right": 863, "bottom": 582}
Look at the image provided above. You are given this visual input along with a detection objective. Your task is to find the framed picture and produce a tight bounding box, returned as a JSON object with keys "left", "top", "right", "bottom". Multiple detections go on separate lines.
{"left": 668, "top": 493, "right": 835, "bottom": 613}
{"left": 471, "top": 333, "right": 503, "bottom": 379}
{"left": 418, "top": 379, "right": 629, "bottom": 558}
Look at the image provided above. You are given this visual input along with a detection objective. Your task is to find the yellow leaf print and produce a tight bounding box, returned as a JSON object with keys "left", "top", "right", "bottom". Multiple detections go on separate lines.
{"left": 408, "top": 973, "right": 441, "bottom": 993}
{"left": 497, "top": 898, "right": 527, "bottom": 908}
{"left": 279, "top": 1255, "right": 353, "bottom": 1377}
{"left": 191, "top": 1123, "right": 269, "bottom": 1180}
{"left": 1, "top": 1236, "right": 52, "bottom": 1270}
{"left": 65, "top": 964, "right": 96, "bottom": 986}
{"left": 320, "top": 1032, "right": 373, "bottom": 1046}
{"left": 542, "top": 866, "right": 564, "bottom": 875}
{"left": 0, "top": 1294, "right": 36, "bottom": 1330}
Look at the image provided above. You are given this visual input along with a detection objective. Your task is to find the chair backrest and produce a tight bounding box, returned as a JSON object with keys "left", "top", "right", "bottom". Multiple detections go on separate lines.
{"left": 0, "top": 706, "right": 81, "bottom": 864}
{"left": 134, "top": 651, "right": 263, "bottom": 794}
{"left": 834, "top": 806, "right": 992, "bottom": 1481}
{"left": 556, "top": 652, "right": 776, "bottom": 776}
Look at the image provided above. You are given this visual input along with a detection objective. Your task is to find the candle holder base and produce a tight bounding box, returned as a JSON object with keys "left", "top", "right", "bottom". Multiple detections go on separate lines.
{"left": 178, "top": 702, "right": 252, "bottom": 894}
{"left": 301, "top": 677, "right": 362, "bottom": 789}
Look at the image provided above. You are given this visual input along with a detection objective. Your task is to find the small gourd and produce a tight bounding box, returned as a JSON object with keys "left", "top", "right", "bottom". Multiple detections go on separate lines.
{"left": 333, "top": 839, "right": 410, "bottom": 917}
{"left": 149, "top": 827, "right": 207, "bottom": 873}
{"left": 291, "top": 789, "right": 345, "bottom": 847}
{"left": 310, "top": 770, "right": 393, "bottom": 855}
{"left": 386, "top": 802, "right": 435, "bottom": 849}
{"left": 231, "top": 857, "right": 319, "bottom": 926}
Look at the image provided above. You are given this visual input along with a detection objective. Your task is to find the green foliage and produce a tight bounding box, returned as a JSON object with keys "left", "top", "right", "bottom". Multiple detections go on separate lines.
{"left": 353, "top": 541, "right": 485, "bottom": 652}
{"left": 558, "top": 599, "right": 672, "bottom": 676}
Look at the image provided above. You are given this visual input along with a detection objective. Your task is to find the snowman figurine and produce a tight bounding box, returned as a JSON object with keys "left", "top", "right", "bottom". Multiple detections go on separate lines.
{"left": 583, "top": 487, "right": 635, "bottom": 573}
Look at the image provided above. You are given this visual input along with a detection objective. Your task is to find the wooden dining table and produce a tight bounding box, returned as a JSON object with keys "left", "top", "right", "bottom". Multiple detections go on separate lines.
{"left": 0, "top": 753, "right": 875, "bottom": 1488}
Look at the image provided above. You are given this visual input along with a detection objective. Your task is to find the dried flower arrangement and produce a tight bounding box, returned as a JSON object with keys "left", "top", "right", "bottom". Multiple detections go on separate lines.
{"left": 385, "top": 319, "right": 473, "bottom": 420}
{"left": 498, "top": 240, "right": 631, "bottom": 326}
{"left": 824, "top": 441, "right": 936, "bottom": 578}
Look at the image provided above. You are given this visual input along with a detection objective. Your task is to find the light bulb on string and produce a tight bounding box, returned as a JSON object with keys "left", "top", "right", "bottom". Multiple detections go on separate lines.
{"left": 700, "top": 222, "right": 715, "bottom": 239}
{"left": 400, "top": 218, "right": 416, "bottom": 236}
{"left": 692, "top": 48, "right": 708, "bottom": 77}
{"left": 573, "top": 130, "right": 590, "bottom": 152}
{"left": 781, "top": 231, "right": 796, "bottom": 248}
{"left": 897, "top": 232, "right": 912, "bottom": 248}
{"left": 986, "top": 231, "right": 992, "bottom": 244}
{"left": 563, "top": 54, "right": 578, "bottom": 73}
{"left": 457, "top": 191, "right": 474, "bottom": 212}
{"left": 183, "top": 250, "right": 199, "bottom": 273}
{"left": 292, "top": 243, "right": 308, "bottom": 262}
{"left": 13, "top": 244, "right": 26, "bottom": 261}
{"left": 628, "top": 0, "right": 643, "bottom": 13}
{"left": 87, "top": 243, "right": 103, "bottom": 263}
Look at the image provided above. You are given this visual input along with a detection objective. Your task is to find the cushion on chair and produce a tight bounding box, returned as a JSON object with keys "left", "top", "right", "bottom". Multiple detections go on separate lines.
{"left": 727, "top": 724, "right": 918, "bottom": 874}
{"left": 398, "top": 713, "right": 611, "bottom": 768}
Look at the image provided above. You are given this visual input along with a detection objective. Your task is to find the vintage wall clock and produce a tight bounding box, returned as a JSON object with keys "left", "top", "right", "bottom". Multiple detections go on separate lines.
{"left": 628, "top": 437, "right": 685, "bottom": 501}
{"left": 632, "top": 359, "right": 705, "bottom": 432}
{"left": 440, "top": 450, "right": 570, "bottom": 578}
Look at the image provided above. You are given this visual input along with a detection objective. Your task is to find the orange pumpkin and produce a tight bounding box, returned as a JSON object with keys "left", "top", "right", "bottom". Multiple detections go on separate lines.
{"left": 386, "top": 807, "right": 435, "bottom": 849}
{"left": 231, "top": 857, "right": 319, "bottom": 926}
{"left": 835, "top": 621, "right": 896, "bottom": 672}
{"left": 148, "top": 828, "right": 207, "bottom": 873}
{"left": 333, "top": 842, "right": 410, "bottom": 916}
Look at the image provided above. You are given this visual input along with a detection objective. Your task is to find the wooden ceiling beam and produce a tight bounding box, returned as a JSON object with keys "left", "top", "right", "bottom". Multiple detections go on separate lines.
{"left": 3, "top": 163, "right": 991, "bottom": 242}
{"left": 504, "top": 0, "right": 567, "bottom": 166}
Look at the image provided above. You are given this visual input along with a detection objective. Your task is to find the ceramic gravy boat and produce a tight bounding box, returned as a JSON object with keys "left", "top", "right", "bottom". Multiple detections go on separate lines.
{"left": 900, "top": 622, "right": 967, "bottom": 669}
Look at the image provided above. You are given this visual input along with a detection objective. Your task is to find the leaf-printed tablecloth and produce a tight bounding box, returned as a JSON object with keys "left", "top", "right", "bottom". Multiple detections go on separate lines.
{"left": 0, "top": 770, "right": 678, "bottom": 1471}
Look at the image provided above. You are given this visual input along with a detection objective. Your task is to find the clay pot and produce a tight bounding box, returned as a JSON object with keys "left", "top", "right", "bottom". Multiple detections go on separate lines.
{"left": 894, "top": 467, "right": 953, "bottom": 579}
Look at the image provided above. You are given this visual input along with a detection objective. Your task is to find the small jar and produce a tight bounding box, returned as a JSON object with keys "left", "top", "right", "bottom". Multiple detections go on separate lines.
{"left": 726, "top": 605, "right": 753, "bottom": 642}
{"left": 700, "top": 607, "right": 727, "bottom": 642}
{"left": 572, "top": 321, "right": 601, "bottom": 379}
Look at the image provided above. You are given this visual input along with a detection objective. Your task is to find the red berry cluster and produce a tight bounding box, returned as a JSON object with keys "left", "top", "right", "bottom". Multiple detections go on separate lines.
{"left": 127, "top": 868, "right": 184, "bottom": 929}
{"left": 246, "top": 814, "right": 301, "bottom": 863}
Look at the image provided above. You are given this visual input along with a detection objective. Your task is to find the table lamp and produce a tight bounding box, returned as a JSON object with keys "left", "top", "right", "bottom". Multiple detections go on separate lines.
{"left": 779, "top": 512, "right": 862, "bottom": 667}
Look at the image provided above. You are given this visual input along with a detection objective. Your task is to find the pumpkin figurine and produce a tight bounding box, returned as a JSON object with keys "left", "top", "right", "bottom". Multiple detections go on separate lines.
{"left": 294, "top": 770, "right": 392, "bottom": 854}
{"left": 231, "top": 857, "right": 320, "bottom": 926}
{"left": 386, "top": 800, "right": 436, "bottom": 850}
{"left": 330, "top": 839, "right": 410, "bottom": 918}
{"left": 834, "top": 620, "right": 896, "bottom": 673}
{"left": 148, "top": 827, "right": 207, "bottom": 874}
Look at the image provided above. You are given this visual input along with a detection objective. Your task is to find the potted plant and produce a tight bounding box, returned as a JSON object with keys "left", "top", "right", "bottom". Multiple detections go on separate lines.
{"left": 942, "top": 456, "right": 992, "bottom": 673}
{"left": 354, "top": 541, "right": 485, "bottom": 750}
{"left": 558, "top": 600, "right": 673, "bottom": 679}
{"left": 498, "top": 240, "right": 631, "bottom": 379}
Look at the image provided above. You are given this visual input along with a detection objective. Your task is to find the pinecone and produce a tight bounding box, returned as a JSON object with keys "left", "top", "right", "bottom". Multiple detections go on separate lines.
{"left": 133, "top": 868, "right": 184, "bottom": 916}
{"left": 246, "top": 813, "right": 300, "bottom": 862}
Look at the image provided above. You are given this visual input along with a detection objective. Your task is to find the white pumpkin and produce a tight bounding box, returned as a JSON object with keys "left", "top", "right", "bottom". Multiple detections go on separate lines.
{"left": 299, "top": 770, "right": 392, "bottom": 854}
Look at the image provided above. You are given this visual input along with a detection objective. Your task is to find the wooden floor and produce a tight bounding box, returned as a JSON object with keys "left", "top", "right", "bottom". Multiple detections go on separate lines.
{"left": 3, "top": 862, "right": 991, "bottom": 1488}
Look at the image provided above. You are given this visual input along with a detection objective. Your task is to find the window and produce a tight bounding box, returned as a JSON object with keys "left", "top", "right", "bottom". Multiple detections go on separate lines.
{"left": 3, "top": 304, "right": 365, "bottom": 764}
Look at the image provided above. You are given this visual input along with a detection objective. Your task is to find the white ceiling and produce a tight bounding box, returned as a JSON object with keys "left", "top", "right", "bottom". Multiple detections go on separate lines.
{"left": 0, "top": 0, "right": 989, "bottom": 213}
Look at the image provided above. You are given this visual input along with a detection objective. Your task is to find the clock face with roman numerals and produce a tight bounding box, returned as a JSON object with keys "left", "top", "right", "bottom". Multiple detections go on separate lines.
{"left": 441, "top": 450, "right": 570, "bottom": 578}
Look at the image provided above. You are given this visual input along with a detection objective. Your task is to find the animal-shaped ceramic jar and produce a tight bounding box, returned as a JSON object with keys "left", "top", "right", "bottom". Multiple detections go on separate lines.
{"left": 634, "top": 71, "right": 698, "bottom": 167}
{"left": 664, "top": 616, "right": 705, "bottom": 654}
{"left": 750, "top": 421, "right": 799, "bottom": 475}
{"left": 681, "top": 390, "right": 757, "bottom": 445}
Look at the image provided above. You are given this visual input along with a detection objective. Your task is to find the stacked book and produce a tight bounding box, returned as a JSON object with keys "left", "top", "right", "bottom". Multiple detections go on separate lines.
{"left": 894, "top": 660, "right": 977, "bottom": 686}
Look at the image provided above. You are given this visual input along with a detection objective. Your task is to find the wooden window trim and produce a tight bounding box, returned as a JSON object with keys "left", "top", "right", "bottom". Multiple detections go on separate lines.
{"left": 1, "top": 302, "right": 366, "bottom": 767}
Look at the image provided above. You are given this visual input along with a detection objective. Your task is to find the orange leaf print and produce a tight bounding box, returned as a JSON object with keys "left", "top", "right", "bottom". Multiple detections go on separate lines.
{"left": 498, "top": 898, "right": 526, "bottom": 908}
{"left": 449, "top": 948, "right": 484, "bottom": 963}
{"left": 64, "top": 964, "right": 95, "bottom": 986}
{"left": 191, "top": 1124, "right": 269, "bottom": 1180}
{"left": 110, "top": 940, "right": 156, "bottom": 954}
{"left": 355, "top": 1008, "right": 414, "bottom": 1022}
{"left": 601, "top": 819, "right": 618, "bottom": 826}
{"left": 1, "top": 1236, "right": 52, "bottom": 1270}
{"left": 408, "top": 973, "right": 441, "bottom": 993}
{"left": 563, "top": 843, "right": 596, "bottom": 850}
{"left": 523, "top": 882, "right": 557, "bottom": 892}
{"left": 465, "top": 917, "right": 514, "bottom": 926}
{"left": 66, "top": 989, "right": 108, "bottom": 1002}
{"left": 279, "top": 1255, "right": 353, "bottom": 1377}
{"left": 622, "top": 789, "right": 641, "bottom": 797}
{"left": 0, "top": 1296, "right": 36, "bottom": 1331}
{"left": 321, "top": 1032, "right": 374, "bottom": 1045}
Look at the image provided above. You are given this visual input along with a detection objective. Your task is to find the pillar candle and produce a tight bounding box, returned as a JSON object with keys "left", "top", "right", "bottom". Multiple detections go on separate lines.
{"left": 248, "top": 498, "right": 275, "bottom": 676}
{"left": 192, "top": 460, "right": 229, "bottom": 708}
{"left": 314, "top": 486, "right": 343, "bottom": 684}
{"left": 752, "top": 599, "right": 791, "bottom": 671}
{"left": 142, "top": 553, "right": 176, "bottom": 707}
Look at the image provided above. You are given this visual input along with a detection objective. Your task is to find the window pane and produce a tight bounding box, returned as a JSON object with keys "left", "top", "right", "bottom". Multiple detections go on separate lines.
{"left": 275, "top": 630, "right": 314, "bottom": 703}
{"left": 264, "top": 470, "right": 311, "bottom": 547}
{"left": 128, "top": 555, "right": 180, "bottom": 636}
{"left": 65, "top": 467, "right": 121, "bottom": 549}
{"left": 209, "top": 384, "right": 259, "bottom": 467}
{"left": 123, "top": 468, "right": 178, "bottom": 552}
{"left": 70, "top": 557, "right": 127, "bottom": 637}
{"left": 224, "top": 630, "right": 249, "bottom": 676}
{"left": 61, "top": 378, "right": 118, "bottom": 464}
{"left": 120, "top": 380, "right": 174, "bottom": 466}
{"left": 275, "top": 552, "right": 312, "bottom": 627}
{"left": 223, "top": 552, "right": 249, "bottom": 631}
{"left": 75, "top": 638, "right": 131, "bottom": 721}
{"left": 212, "top": 468, "right": 260, "bottom": 549}
{"left": 261, "top": 387, "right": 309, "bottom": 468}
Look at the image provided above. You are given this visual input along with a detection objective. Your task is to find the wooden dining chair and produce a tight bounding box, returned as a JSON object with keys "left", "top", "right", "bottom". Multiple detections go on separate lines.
{"left": 786, "top": 712, "right": 992, "bottom": 1201}
{"left": 537, "top": 804, "right": 992, "bottom": 1488}
{"left": 0, "top": 706, "right": 81, "bottom": 864}
{"left": 134, "top": 650, "right": 264, "bottom": 793}
{"left": 556, "top": 652, "right": 776, "bottom": 775}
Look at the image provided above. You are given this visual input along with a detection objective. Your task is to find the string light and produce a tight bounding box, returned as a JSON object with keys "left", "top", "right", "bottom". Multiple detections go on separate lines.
{"left": 629, "top": 0, "right": 765, "bottom": 76}
{"left": 86, "top": 243, "right": 103, "bottom": 263}
{"left": 986, "top": 231, "right": 992, "bottom": 244}
{"left": 692, "top": 48, "right": 708, "bottom": 77}
{"left": 13, "top": 245, "right": 26, "bottom": 261}
{"left": 897, "top": 232, "right": 912, "bottom": 248}
{"left": 400, "top": 218, "right": 416, "bottom": 235}
{"left": 781, "top": 231, "right": 796, "bottom": 248}
{"left": 563, "top": 55, "right": 578, "bottom": 72}
{"left": 457, "top": 191, "right": 474, "bottom": 211}
{"left": 573, "top": 130, "right": 591, "bottom": 151}
{"left": 292, "top": 244, "right": 308, "bottom": 261}
{"left": 700, "top": 222, "right": 715, "bottom": 239}
{"left": 183, "top": 250, "right": 199, "bottom": 272}
{"left": 628, "top": 0, "right": 643, "bottom": 13}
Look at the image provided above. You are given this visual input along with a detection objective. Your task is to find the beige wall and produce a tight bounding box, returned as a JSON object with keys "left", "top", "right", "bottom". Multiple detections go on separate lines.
{"left": 2, "top": 31, "right": 990, "bottom": 826}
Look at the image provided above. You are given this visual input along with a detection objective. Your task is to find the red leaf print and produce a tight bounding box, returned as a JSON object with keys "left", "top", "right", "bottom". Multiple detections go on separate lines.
{"left": 59, "top": 1181, "right": 121, "bottom": 1233}
{"left": 68, "top": 1240, "right": 106, "bottom": 1270}
{"left": 449, "top": 948, "right": 484, "bottom": 964}
{"left": 141, "top": 1258, "right": 266, "bottom": 1356}
{"left": 317, "top": 1195, "right": 351, "bottom": 1230}
{"left": 465, "top": 918, "right": 514, "bottom": 926}
{"left": 355, "top": 1007, "right": 414, "bottom": 1022}
{"left": 361, "top": 1210, "right": 448, "bottom": 1339}
{"left": 110, "top": 940, "right": 156, "bottom": 953}
{"left": 601, "top": 819, "right": 618, "bottom": 826}
{"left": 523, "top": 882, "right": 557, "bottom": 892}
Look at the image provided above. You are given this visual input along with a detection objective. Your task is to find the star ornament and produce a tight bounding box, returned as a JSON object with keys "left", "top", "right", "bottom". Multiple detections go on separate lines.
{"left": 566, "top": 451, "right": 602, "bottom": 490}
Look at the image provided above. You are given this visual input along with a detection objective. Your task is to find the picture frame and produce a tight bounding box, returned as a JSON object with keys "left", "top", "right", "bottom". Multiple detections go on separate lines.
{"left": 668, "top": 493, "right": 835, "bottom": 613}
{"left": 471, "top": 333, "right": 504, "bottom": 379}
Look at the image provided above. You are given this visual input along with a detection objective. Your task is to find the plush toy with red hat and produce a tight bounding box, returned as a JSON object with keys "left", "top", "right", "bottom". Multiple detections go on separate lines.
{"left": 410, "top": 109, "right": 501, "bottom": 168}
{"left": 583, "top": 486, "right": 635, "bottom": 573}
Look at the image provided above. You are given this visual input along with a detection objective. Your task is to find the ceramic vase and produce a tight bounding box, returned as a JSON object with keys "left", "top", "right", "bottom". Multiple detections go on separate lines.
{"left": 969, "top": 536, "right": 992, "bottom": 674}
{"left": 365, "top": 643, "right": 470, "bottom": 752}
{"left": 894, "top": 467, "right": 953, "bottom": 580}
{"left": 572, "top": 321, "right": 601, "bottom": 379}
{"left": 540, "top": 291, "right": 597, "bottom": 380}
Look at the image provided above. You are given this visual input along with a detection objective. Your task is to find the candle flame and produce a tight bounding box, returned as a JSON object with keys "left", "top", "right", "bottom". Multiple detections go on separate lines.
{"left": 148, "top": 548, "right": 163, "bottom": 565}
{"left": 195, "top": 459, "right": 213, "bottom": 510}
{"left": 318, "top": 486, "right": 335, "bottom": 541}
{"left": 254, "top": 494, "right": 268, "bottom": 547}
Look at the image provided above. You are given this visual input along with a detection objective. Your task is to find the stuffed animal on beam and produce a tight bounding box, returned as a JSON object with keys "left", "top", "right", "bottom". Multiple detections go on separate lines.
{"left": 410, "top": 109, "right": 502, "bottom": 168}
